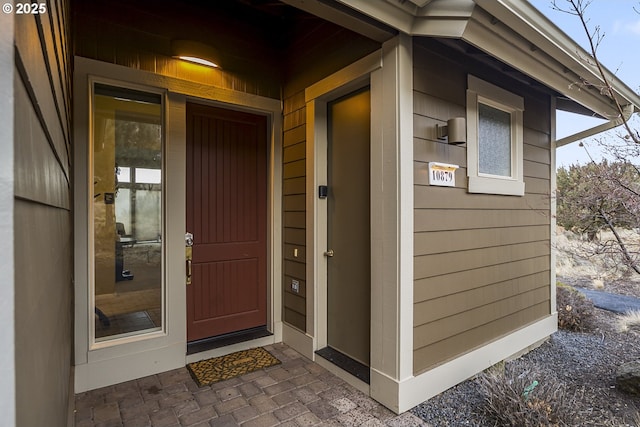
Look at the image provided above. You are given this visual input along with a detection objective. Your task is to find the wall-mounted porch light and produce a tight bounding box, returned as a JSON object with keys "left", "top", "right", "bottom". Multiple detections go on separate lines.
{"left": 171, "top": 40, "right": 220, "bottom": 68}
{"left": 436, "top": 117, "right": 467, "bottom": 144}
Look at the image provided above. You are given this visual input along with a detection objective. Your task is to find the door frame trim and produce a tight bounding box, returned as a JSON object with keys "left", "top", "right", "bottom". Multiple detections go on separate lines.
{"left": 73, "top": 56, "right": 282, "bottom": 392}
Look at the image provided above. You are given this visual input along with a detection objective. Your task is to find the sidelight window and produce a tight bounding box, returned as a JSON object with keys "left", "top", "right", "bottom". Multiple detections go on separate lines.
{"left": 91, "top": 83, "right": 164, "bottom": 342}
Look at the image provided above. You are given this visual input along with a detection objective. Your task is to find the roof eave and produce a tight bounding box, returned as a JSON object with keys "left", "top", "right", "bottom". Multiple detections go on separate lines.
{"left": 473, "top": 0, "right": 640, "bottom": 116}
{"left": 333, "top": 0, "right": 640, "bottom": 119}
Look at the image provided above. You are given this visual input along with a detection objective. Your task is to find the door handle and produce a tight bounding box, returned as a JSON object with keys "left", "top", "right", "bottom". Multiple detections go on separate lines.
{"left": 186, "top": 257, "right": 192, "bottom": 285}
{"left": 324, "top": 249, "right": 334, "bottom": 257}
{"left": 185, "top": 247, "right": 192, "bottom": 285}
{"left": 185, "top": 232, "right": 193, "bottom": 285}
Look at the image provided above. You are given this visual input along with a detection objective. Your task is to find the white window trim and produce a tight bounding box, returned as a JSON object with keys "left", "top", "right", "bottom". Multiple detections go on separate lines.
{"left": 467, "top": 75, "right": 525, "bottom": 196}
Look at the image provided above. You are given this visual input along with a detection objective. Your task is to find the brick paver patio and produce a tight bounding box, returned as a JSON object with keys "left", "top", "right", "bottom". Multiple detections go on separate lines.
{"left": 74, "top": 343, "right": 429, "bottom": 426}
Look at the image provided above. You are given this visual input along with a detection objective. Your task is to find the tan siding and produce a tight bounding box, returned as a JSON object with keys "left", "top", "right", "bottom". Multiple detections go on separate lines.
{"left": 414, "top": 225, "right": 550, "bottom": 256}
{"left": 524, "top": 142, "right": 550, "bottom": 165}
{"left": 284, "top": 291, "right": 306, "bottom": 315}
{"left": 414, "top": 302, "right": 550, "bottom": 373}
{"left": 283, "top": 177, "right": 305, "bottom": 196}
{"left": 524, "top": 160, "right": 551, "bottom": 180}
{"left": 284, "top": 142, "right": 306, "bottom": 164}
{"left": 415, "top": 209, "right": 550, "bottom": 232}
{"left": 284, "top": 228, "right": 305, "bottom": 247}
{"left": 414, "top": 287, "right": 550, "bottom": 346}
{"left": 414, "top": 241, "right": 550, "bottom": 279}
{"left": 284, "top": 125, "right": 306, "bottom": 147}
{"left": 14, "top": 13, "right": 70, "bottom": 182}
{"left": 283, "top": 194, "right": 305, "bottom": 212}
{"left": 284, "top": 109, "right": 306, "bottom": 130}
{"left": 525, "top": 177, "right": 551, "bottom": 195}
{"left": 414, "top": 272, "right": 550, "bottom": 326}
{"left": 283, "top": 308, "right": 306, "bottom": 332}
{"left": 14, "top": 1, "right": 73, "bottom": 425}
{"left": 14, "top": 79, "right": 69, "bottom": 208}
{"left": 284, "top": 160, "right": 306, "bottom": 180}
{"left": 281, "top": 90, "right": 308, "bottom": 331}
{"left": 284, "top": 212, "right": 306, "bottom": 229}
{"left": 414, "top": 137, "right": 467, "bottom": 165}
{"left": 412, "top": 39, "right": 552, "bottom": 374}
{"left": 414, "top": 187, "right": 550, "bottom": 211}
{"left": 415, "top": 256, "right": 550, "bottom": 301}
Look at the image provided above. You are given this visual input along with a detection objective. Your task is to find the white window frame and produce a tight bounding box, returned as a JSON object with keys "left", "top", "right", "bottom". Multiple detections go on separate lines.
{"left": 466, "top": 75, "right": 525, "bottom": 196}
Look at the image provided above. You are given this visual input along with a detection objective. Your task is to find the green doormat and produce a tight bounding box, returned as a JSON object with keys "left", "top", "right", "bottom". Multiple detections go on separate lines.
{"left": 187, "top": 347, "right": 281, "bottom": 387}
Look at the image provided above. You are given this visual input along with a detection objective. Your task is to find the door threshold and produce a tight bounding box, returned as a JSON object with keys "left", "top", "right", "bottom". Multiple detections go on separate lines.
{"left": 315, "top": 347, "right": 370, "bottom": 384}
{"left": 187, "top": 326, "right": 272, "bottom": 355}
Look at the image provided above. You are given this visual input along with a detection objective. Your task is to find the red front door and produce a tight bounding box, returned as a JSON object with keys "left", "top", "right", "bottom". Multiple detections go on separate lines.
{"left": 186, "top": 103, "right": 268, "bottom": 342}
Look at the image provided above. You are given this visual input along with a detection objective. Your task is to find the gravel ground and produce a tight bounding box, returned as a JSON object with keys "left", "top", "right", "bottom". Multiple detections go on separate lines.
{"left": 410, "top": 285, "right": 640, "bottom": 426}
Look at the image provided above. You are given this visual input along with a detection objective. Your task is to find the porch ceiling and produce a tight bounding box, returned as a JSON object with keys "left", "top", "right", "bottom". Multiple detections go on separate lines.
{"left": 73, "top": 0, "right": 390, "bottom": 93}
{"left": 72, "top": 0, "right": 324, "bottom": 75}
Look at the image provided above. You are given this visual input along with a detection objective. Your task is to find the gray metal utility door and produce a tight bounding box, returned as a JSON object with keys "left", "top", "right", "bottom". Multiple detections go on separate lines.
{"left": 326, "top": 87, "right": 371, "bottom": 366}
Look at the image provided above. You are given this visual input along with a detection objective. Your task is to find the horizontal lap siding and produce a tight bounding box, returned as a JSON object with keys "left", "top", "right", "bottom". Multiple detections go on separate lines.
{"left": 283, "top": 93, "right": 307, "bottom": 331}
{"left": 14, "top": 1, "right": 73, "bottom": 425}
{"left": 413, "top": 40, "right": 552, "bottom": 375}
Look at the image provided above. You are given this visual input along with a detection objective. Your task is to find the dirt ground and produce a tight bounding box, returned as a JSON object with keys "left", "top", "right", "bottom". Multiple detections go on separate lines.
{"left": 556, "top": 227, "right": 640, "bottom": 298}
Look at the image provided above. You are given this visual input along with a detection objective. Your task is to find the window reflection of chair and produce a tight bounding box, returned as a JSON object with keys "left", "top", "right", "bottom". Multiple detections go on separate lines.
{"left": 116, "top": 222, "right": 135, "bottom": 281}
{"left": 116, "top": 222, "right": 136, "bottom": 247}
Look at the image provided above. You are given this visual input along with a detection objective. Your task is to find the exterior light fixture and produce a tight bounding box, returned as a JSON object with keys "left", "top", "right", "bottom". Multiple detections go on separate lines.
{"left": 171, "top": 40, "right": 220, "bottom": 68}
{"left": 436, "top": 117, "right": 467, "bottom": 144}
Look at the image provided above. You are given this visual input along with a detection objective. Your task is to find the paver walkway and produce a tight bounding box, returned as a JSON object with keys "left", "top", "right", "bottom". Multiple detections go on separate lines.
{"left": 74, "top": 343, "right": 429, "bottom": 427}
{"left": 576, "top": 287, "right": 640, "bottom": 314}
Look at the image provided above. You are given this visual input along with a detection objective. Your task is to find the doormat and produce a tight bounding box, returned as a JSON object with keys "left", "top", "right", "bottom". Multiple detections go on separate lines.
{"left": 187, "top": 347, "right": 281, "bottom": 387}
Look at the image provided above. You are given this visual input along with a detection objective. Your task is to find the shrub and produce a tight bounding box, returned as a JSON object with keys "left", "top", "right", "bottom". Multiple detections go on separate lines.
{"left": 477, "top": 362, "right": 575, "bottom": 426}
{"left": 556, "top": 282, "right": 595, "bottom": 331}
{"left": 618, "top": 310, "right": 640, "bottom": 333}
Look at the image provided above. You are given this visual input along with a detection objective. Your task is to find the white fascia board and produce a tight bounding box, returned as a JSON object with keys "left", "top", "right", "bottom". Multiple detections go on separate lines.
{"left": 474, "top": 0, "right": 640, "bottom": 115}
{"left": 409, "top": 0, "right": 432, "bottom": 7}
{"left": 414, "top": 0, "right": 475, "bottom": 18}
{"left": 335, "top": 0, "right": 415, "bottom": 34}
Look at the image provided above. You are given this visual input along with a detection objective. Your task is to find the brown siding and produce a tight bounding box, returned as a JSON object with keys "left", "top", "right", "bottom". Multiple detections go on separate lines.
{"left": 412, "top": 39, "right": 552, "bottom": 374}
{"left": 14, "top": 1, "right": 73, "bottom": 425}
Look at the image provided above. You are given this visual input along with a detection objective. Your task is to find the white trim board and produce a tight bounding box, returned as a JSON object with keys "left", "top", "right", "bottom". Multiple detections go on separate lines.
{"left": 394, "top": 315, "right": 557, "bottom": 413}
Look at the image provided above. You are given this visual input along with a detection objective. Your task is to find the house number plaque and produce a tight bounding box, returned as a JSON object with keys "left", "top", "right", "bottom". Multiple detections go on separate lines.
{"left": 428, "top": 162, "right": 458, "bottom": 187}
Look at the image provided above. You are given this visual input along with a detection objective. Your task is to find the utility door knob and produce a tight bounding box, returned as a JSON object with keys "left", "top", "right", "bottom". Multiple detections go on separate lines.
{"left": 324, "top": 249, "right": 334, "bottom": 257}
